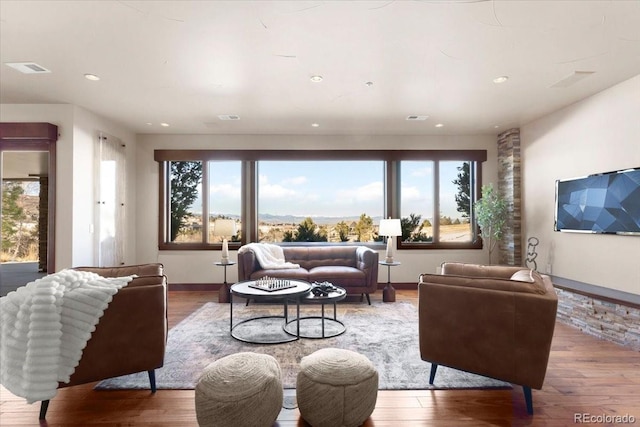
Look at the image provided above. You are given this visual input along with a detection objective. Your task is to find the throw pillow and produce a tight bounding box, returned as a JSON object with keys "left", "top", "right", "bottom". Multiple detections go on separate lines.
{"left": 510, "top": 269, "right": 534, "bottom": 283}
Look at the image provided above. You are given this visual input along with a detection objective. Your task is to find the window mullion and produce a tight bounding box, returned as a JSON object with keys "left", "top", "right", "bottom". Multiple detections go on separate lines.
{"left": 244, "top": 160, "right": 257, "bottom": 243}
{"left": 433, "top": 161, "right": 440, "bottom": 244}
{"left": 202, "top": 161, "right": 209, "bottom": 244}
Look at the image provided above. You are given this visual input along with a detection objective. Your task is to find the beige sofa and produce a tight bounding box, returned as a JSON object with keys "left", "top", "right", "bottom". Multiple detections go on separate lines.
{"left": 418, "top": 262, "right": 558, "bottom": 414}
{"left": 237, "top": 245, "right": 379, "bottom": 304}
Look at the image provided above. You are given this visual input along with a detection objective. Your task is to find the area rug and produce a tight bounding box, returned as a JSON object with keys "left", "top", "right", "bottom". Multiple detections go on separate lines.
{"left": 95, "top": 300, "right": 510, "bottom": 390}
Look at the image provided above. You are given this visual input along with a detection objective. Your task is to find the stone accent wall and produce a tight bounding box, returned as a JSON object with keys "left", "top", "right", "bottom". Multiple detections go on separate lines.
{"left": 496, "top": 128, "right": 522, "bottom": 266}
{"left": 555, "top": 287, "right": 640, "bottom": 351}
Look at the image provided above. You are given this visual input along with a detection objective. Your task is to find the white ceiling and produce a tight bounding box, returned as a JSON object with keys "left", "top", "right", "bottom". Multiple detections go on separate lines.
{"left": 1, "top": 0, "right": 639, "bottom": 136}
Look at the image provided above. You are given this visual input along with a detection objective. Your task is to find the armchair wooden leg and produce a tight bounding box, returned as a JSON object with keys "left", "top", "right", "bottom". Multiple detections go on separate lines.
{"left": 148, "top": 370, "right": 157, "bottom": 393}
{"left": 429, "top": 364, "right": 438, "bottom": 384}
{"left": 523, "top": 386, "right": 533, "bottom": 415}
{"left": 39, "top": 400, "right": 49, "bottom": 420}
{"left": 365, "top": 293, "right": 371, "bottom": 305}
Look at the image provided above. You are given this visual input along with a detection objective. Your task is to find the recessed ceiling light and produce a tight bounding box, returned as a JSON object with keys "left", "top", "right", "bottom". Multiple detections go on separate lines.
{"left": 84, "top": 73, "right": 100, "bottom": 81}
{"left": 218, "top": 115, "right": 240, "bottom": 121}
{"left": 494, "top": 125, "right": 500, "bottom": 129}
{"left": 406, "top": 115, "right": 428, "bottom": 121}
{"left": 311, "top": 123, "right": 320, "bottom": 127}
{"left": 5, "top": 62, "right": 51, "bottom": 74}
{"left": 493, "top": 76, "right": 509, "bottom": 84}
{"left": 310, "top": 75, "right": 323, "bottom": 83}
{"left": 365, "top": 81, "right": 374, "bottom": 87}
{"left": 146, "top": 122, "right": 153, "bottom": 126}
{"left": 160, "top": 123, "right": 170, "bottom": 127}
{"left": 435, "top": 123, "right": 444, "bottom": 128}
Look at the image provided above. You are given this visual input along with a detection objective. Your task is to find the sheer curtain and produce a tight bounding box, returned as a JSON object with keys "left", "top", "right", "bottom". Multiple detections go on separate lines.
{"left": 95, "top": 132, "right": 125, "bottom": 267}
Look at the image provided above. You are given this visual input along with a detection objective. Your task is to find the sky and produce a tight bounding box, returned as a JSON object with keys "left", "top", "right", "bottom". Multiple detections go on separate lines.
{"left": 195, "top": 160, "right": 467, "bottom": 221}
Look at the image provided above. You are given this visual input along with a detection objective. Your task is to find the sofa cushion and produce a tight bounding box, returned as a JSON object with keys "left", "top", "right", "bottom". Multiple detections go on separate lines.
{"left": 309, "top": 266, "right": 366, "bottom": 287}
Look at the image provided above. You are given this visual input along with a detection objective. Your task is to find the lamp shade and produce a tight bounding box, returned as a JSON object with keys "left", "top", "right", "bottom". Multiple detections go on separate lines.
{"left": 379, "top": 218, "right": 401, "bottom": 237}
{"left": 213, "top": 219, "right": 237, "bottom": 237}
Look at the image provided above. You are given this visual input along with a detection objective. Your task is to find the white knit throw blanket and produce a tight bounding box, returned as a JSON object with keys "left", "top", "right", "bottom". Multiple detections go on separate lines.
{"left": 238, "top": 243, "right": 300, "bottom": 269}
{"left": 0, "top": 269, "right": 133, "bottom": 403}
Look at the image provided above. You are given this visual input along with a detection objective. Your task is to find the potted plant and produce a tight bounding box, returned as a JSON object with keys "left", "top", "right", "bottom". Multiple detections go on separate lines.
{"left": 474, "top": 184, "right": 508, "bottom": 264}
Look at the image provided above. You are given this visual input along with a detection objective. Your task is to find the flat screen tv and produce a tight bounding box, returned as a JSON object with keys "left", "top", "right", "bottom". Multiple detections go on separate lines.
{"left": 555, "top": 167, "right": 640, "bottom": 235}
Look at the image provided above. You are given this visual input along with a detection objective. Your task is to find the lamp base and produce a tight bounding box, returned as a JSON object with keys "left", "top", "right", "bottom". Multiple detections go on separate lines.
{"left": 221, "top": 238, "right": 230, "bottom": 264}
{"left": 385, "top": 236, "right": 395, "bottom": 264}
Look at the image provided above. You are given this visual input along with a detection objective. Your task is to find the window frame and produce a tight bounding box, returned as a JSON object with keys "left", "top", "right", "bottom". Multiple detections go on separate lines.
{"left": 155, "top": 149, "right": 486, "bottom": 251}
{"left": 396, "top": 159, "right": 482, "bottom": 250}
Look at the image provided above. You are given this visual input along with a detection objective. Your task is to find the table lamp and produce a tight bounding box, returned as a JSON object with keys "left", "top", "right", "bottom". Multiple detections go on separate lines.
{"left": 379, "top": 218, "right": 401, "bottom": 263}
{"left": 213, "top": 218, "right": 237, "bottom": 264}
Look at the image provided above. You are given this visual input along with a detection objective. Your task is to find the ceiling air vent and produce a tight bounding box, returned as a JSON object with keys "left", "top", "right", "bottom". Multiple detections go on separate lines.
{"left": 550, "top": 71, "right": 595, "bottom": 88}
{"left": 5, "top": 62, "right": 52, "bottom": 74}
{"left": 406, "top": 115, "right": 428, "bottom": 121}
{"left": 218, "top": 115, "right": 240, "bottom": 121}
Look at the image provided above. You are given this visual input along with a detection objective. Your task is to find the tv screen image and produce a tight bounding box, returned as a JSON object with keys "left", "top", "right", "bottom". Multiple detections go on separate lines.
{"left": 555, "top": 168, "right": 640, "bottom": 235}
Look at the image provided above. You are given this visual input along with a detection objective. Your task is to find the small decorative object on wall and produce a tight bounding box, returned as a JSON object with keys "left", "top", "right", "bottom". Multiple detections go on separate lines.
{"left": 525, "top": 237, "right": 539, "bottom": 271}
{"left": 555, "top": 167, "right": 640, "bottom": 235}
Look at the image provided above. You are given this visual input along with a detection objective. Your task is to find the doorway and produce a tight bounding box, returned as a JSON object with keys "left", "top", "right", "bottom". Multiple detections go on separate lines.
{"left": 0, "top": 123, "right": 57, "bottom": 295}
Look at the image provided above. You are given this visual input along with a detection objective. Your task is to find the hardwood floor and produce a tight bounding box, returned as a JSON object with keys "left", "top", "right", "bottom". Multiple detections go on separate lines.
{"left": 1, "top": 290, "right": 639, "bottom": 426}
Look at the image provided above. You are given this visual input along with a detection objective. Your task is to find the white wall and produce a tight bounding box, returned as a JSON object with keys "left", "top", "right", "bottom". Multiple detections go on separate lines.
{"left": 72, "top": 106, "right": 136, "bottom": 266}
{"left": 135, "top": 133, "right": 498, "bottom": 285}
{"left": 521, "top": 74, "right": 640, "bottom": 295}
{"left": 1, "top": 104, "right": 136, "bottom": 270}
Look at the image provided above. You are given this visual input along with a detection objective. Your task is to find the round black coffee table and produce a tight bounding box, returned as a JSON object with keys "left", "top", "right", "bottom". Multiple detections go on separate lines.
{"left": 283, "top": 285, "right": 347, "bottom": 339}
{"left": 230, "top": 279, "right": 311, "bottom": 344}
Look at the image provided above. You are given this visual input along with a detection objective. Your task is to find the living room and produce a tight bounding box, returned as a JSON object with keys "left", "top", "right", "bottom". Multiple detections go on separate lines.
{"left": 1, "top": 1, "right": 639, "bottom": 426}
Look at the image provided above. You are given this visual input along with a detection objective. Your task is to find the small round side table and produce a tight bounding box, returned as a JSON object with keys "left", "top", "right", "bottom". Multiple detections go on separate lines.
{"left": 215, "top": 260, "right": 236, "bottom": 303}
{"left": 379, "top": 261, "right": 401, "bottom": 302}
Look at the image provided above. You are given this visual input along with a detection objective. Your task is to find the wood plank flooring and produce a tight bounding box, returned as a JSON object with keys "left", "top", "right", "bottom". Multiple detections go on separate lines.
{"left": 1, "top": 290, "right": 639, "bottom": 426}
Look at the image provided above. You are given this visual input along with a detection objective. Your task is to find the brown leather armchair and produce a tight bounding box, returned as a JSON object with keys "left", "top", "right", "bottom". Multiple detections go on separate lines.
{"left": 418, "top": 262, "right": 557, "bottom": 414}
{"left": 39, "top": 263, "right": 168, "bottom": 419}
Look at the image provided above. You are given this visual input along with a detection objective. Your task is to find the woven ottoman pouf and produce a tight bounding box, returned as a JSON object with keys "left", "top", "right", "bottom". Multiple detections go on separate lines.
{"left": 195, "top": 352, "right": 283, "bottom": 427}
{"left": 296, "top": 348, "right": 378, "bottom": 427}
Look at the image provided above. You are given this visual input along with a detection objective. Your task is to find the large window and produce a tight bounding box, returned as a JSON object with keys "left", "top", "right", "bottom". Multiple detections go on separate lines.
{"left": 162, "top": 160, "right": 241, "bottom": 248}
{"left": 258, "top": 161, "right": 384, "bottom": 243}
{"left": 399, "top": 160, "right": 474, "bottom": 248}
{"left": 155, "top": 150, "right": 485, "bottom": 250}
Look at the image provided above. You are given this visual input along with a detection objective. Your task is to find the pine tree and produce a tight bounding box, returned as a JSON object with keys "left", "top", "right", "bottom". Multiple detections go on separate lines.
{"left": 170, "top": 161, "right": 203, "bottom": 241}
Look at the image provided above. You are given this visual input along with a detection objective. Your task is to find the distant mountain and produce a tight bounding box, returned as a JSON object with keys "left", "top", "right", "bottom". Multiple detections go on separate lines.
{"left": 258, "top": 214, "right": 383, "bottom": 225}
{"left": 204, "top": 213, "right": 384, "bottom": 225}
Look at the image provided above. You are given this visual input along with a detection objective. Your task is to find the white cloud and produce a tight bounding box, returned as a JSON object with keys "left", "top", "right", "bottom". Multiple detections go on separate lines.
{"left": 336, "top": 181, "right": 383, "bottom": 202}
{"left": 259, "top": 174, "right": 297, "bottom": 199}
{"left": 210, "top": 183, "right": 240, "bottom": 199}
{"left": 411, "top": 166, "right": 433, "bottom": 177}
{"left": 282, "top": 176, "right": 308, "bottom": 186}
{"left": 400, "top": 186, "right": 421, "bottom": 201}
